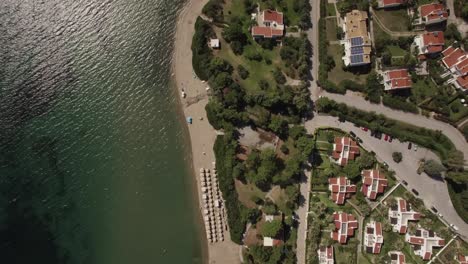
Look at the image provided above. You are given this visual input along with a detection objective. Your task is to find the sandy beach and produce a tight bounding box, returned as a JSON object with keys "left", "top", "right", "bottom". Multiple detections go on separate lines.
{"left": 172, "top": 0, "right": 241, "bottom": 263}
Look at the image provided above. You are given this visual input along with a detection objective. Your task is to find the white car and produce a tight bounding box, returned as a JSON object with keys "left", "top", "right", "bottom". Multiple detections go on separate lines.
{"left": 414, "top": 144, "right": 418, "bottom": 151}
{"left": 450, "top": 224, "right": 459, "bottom": 231}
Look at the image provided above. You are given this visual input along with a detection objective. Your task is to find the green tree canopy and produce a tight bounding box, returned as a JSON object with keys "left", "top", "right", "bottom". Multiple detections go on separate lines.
{"left": 423, "top": 160, "right": 446, "bottom": 178}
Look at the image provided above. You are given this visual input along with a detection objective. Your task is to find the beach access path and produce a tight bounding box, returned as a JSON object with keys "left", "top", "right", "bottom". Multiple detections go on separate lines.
{"left": 173, "top": 0, "right": 241, "bottom": 263}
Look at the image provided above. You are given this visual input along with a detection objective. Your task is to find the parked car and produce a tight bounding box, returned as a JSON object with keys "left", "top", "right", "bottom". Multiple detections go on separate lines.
{"left": 383, "top": 162, "right": 388, "bottom": 167}
{"left": 431, "top": 206, "right": 438, "bottom": 213}
{"left": 350, "top": 131, "right": 357, "bottom": 138}
{"left": 414, "top": 144, "right": 418, "bottom": 151}
{"left": 356, "top": 137, "right": 363, "bottom": 144}
{"left": 450, "top": 224, "right": 459, "bottom": 231}
{"left": 402, "top": 180, "right": 408, "bottom": 186}
{"left": 384, "top": 134, "right": 389, "bottom": 141}
{"left": 411, "top": 189, "right": 419, "bottom": 195}
{"left": 370, "top": 130, "right": 376, "bottom": 137}
{"left": 361, "top": 127, "right": 368, "bottom": 131}
{"left": 389, "top": 136, "right": 393, "bottom": 142}
{"left": 408, "top": 142, "right": 412, "bottom": 150}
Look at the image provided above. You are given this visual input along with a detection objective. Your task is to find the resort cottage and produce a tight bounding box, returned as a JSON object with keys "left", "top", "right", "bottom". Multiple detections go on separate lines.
{"left": 332, "top": 137, "right": 360, "bottom": 166}
{"left": 328, "top": 176, "right": 357, "bottom": 205}
{"left": 364, "top": 221, "right": 384, "bottom": 254}
{"left": 317, "top": 246, "right": 334, "bottom": 264}
{"left": 388, "top": 198, "right": 421, "bottom": 234}
{"left": 440, "top": 46, "right": 468, "bottom": 91}
{"left": 389, "top": 251, "right": 406, "bottom": 264}
{"left": 413, "top": 31, "right": 445, "bottom": 60}
{"left": 251, "top": 9, "right": 284, "bottom": 39}
{"left": 331, "top": 212, "right": 358, "bottom": 244}
{"left": 341, "top": 10, "right": 372, "bottom": 67}
{"left": 361, "top": 169, "right": 388, "bottom": 200}
{"left": 418, "top": 3, "right": 448, "bottom": 26}
{"left": 458, "top": 254, "right": 468, "bottom": 264}
{"left": 382, "top": 69, "right": 412, "bottom": 91}
{"left": 405, "top": 228, "right": 445, "bottom": 260}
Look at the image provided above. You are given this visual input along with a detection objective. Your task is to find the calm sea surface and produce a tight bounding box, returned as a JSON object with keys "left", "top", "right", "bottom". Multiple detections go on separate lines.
{"left": 0, "top": 0, "right": 203, "bottom": 263}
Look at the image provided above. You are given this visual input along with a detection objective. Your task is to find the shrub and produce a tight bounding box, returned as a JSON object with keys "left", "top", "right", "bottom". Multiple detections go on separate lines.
{"left": 213, "top": 133, "right": 246, "bottom": 244}
{"left": 382, "top": 95, "right": 419, "bottom": 113}
{"left": 237, "top": 65, "right": 249, "bottom": 79}
{"left": 191, "top": 17, "right": 215, "bottom": 80}
{"left": 392, "top": 152, "right": 403, "bottom": 163}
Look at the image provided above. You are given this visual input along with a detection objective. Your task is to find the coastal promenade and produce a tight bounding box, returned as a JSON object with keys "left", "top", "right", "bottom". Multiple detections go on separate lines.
{"left": 173, "top": 0, "right": 240, "bottom": 263}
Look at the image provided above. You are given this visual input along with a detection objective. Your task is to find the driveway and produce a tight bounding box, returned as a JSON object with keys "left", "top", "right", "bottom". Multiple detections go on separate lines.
{"left": 320, "top": 91, "right": 468, "bottom": 166}
{"left": 305, "top": 115, "right": 468, "bottom": 240}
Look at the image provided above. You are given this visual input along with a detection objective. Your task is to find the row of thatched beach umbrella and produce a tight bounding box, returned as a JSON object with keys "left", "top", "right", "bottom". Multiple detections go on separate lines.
{"left": 200, "top": 166, "right": 226, "bottom": 243}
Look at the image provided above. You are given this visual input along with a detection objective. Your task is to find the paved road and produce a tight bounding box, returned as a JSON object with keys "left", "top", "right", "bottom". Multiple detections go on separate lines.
{"left": 305, "top": 115, "right": 468, "bottom": 240}
{"left": 295, "top": 2, "right": 321, "bottom": 264}
{"left": 321, "top": 91, "right": 468, "bottom": 166}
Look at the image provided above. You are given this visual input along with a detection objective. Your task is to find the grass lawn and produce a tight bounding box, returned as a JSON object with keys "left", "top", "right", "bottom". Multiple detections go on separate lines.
{"left": 387, "top": 45, "right": 407, "bottom": 57}
{"left": 217, "top": 39, "right": 281, "bottom": 93}
{"left": 335, "top": 240, "right": 358, "bottom": 264}
{"left": 448, "top": 99, "right": 468, "bottom": 122}
{"left": 224, "top": 0, "right": 248, "bottom": 22}
{"left": 235, "top": 180, "right": 266, "bottom": 208}
{"left": 327, "top": 3, "right": 336, "bottom": 16}
{"left": 373, "top": 17, "right": 394, "bottom": 40}
{"left": 327, "top": 44, "right": 368, "bottom": 85}
{"left": 374, "top": 8, "right": 410, "bottom": 32}
{"left": 434, "top": 238, "right": 468, "bottom": 264}
{"left": 411, "top": 78, "right": 439, "bottom": 104}
{"left": 326, "top": 18, "right": 338, "bottom": 42}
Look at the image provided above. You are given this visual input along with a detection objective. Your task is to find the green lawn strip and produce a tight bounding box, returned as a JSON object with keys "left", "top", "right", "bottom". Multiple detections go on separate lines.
{"left": 224, "top": 0, "right": 247, "bottom": 21}
{"left": 326, "top": 18, "right": 338, "bottom": 42}
{"left": 327, "top": 44, "right": 368, "bottom": 85}
{"left": 387, "top": 45, "right": 407, "bottom": 57}
{"left": 374, "top": 8, "right": 410, "bottom": 32}
{"left": 334, "top": 239, "right": 358, "bottom": 264}
{"left": 327, "top": 3, "right": 336, "bottom": 16}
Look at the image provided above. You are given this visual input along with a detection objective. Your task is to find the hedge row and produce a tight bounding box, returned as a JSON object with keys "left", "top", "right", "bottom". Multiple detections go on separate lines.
{"left": 213, "top": 133, "right": 246, "bottom": 244}
{"left": 315, "top": 97, "right": 456, "bottom": 162}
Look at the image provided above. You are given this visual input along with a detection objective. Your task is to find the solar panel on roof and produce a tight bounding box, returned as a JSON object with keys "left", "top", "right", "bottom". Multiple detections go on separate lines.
{"left": 351, "top": 46, "right": 364, "bottom": 55}
{"left": 350, "top": 37, "right": 363, "bottom": 46}
{"left": 350, "top": 55, "right": 364, "bottom": 64}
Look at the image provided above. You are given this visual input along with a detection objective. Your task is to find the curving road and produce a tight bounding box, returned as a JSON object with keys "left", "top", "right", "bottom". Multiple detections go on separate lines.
{"left": 321, "top": 91, "right": 468, "bottom": 165}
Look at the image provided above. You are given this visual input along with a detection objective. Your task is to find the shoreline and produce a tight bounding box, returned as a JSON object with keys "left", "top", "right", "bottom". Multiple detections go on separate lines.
{"left": 171, "top": 0, "right": 241, "bottom": 263}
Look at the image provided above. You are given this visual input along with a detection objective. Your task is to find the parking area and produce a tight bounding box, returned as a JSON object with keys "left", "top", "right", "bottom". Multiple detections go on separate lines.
{"left": 305, "top": 114, "right": 468, "bottom": 239}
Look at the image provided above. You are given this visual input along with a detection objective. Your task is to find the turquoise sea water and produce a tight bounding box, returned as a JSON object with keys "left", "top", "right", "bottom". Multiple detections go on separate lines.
{"left": 0, "top": 0, "right": 203, "bottom": 263}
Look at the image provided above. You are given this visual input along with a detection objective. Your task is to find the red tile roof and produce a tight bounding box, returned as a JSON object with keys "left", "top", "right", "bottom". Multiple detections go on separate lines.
{"left": 458, "top": 255, "right": 468, "bottom": 264}
{"left": 329, "top": 176, "right": 356, "bottom": 205}
{"left": 332, "top": 137, "right": 360, "bottom": 166}
{"left": 457, "top": 75, "right": 468, "bottom": 89}
{"left": 442, "top": 48, "right": 465, "bottom": 68}
{"left": 382, "top": 0, "right": 404, "bottom": 6}
{"left": 361, "top": 169, "right": 388, "bottom": 200}
{"left": 263, "top": 9, "right": 283, "bottom": 24}
{"left": 332, "top": 212, "right": 358, "bottom": 244}
{"left": 422, "top": 31, "right": 445, "bottom": 46}
{"left": 420, "top": 3, "right": 448, "bottom": 22}
{"left": 251, "top": 26, "right": 283, "bottom": 38}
